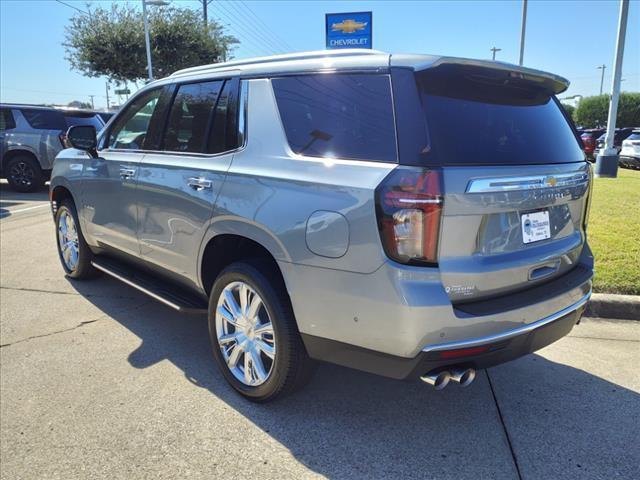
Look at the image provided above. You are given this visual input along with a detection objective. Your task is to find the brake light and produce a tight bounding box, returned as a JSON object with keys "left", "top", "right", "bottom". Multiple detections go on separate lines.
{"left": 375, "top": 167, "right": 443, "bottom": 265}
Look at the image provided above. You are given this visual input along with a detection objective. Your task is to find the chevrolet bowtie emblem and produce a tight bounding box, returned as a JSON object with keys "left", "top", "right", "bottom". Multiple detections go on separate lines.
{"left": 332, "top": 19, "right": 368, "bottom": 34}
{"left": 545, "top": 176, "right": 558, "bottom": 187}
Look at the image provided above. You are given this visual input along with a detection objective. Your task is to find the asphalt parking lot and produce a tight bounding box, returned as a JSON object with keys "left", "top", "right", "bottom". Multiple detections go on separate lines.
{"left": 1, "top": 181, "right": 639, "bottom": 480}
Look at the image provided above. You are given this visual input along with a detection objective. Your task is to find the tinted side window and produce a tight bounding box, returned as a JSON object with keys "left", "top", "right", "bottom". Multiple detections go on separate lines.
{"left": 108, "top": 88, "right": 162, "bottom": 150}
{"left": 0, "top": 109, "right": 16, "bottom": 130}
{"left": 164, "top": 81, "right": 223, "bottom": 153}
{"left": 64, "top": 113, "right": 103, "bottom": 130}
{"left": 272, "top": 74, "right": 397, "bottom": 162}
{"left": 208, "top": 79, "right": 240, "bottom": 153}
{"left": 21, "top": 109, "right": 66, "bottom": 130}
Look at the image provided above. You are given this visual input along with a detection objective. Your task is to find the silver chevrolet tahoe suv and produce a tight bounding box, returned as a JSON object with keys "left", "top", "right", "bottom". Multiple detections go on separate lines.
{"left": 1, "top": 104, "right": 104, "bottom": 192}
{"left": 50, "top": 50, "right": 593, "bottom": 402}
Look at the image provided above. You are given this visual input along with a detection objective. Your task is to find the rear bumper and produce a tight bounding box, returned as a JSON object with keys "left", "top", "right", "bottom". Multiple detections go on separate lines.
{"left": 302, "top": 291, "right": 589, "bottom": 380}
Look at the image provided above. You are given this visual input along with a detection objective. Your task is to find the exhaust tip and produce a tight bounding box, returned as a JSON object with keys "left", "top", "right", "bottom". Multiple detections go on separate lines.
{"left": 450, "top": 368, "right": 476, "bottom": 387}
{"left": 420, "top": 371, "right": 451, "bottom": 390}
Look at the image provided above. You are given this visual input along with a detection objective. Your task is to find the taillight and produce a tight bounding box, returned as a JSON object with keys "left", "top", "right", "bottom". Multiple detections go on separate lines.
{"left": 375, "top": 167, "right": 443, "bottom": 266}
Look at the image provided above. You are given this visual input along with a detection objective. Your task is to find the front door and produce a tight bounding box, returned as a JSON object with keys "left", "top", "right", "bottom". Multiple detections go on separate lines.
{"left": 137, "top": 78, "right": 242, "bottom": 285}
{"left": 82, "top": 87, "right": 164, "bottom": 257}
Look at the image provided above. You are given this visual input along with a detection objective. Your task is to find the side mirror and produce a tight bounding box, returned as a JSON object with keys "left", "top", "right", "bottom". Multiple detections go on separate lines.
{"left": 67, "top": 125, "right": 98, "bottom": 157}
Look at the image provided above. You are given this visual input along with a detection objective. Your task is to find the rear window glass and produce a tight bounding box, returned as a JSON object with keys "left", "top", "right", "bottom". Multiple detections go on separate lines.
{"left": 21, "top": 108, "right": 66, "bottom": 130}
{"left": 64, "top": 113, "right": 103, "bottom": 130}
{"left": 627, "top": 133, "right": 640, "bottom": 141}
{"left": 272, "top": 74, "right": 397, "bottom": 162}
{"left": 416, "top": 68, "right": 584, "bottom": 165}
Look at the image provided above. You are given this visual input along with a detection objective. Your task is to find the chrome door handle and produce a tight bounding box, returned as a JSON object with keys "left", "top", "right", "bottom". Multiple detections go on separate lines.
{"left": 188, "top": 177, "right": 212, "bottom": 191}
{"left": 119, "top": 167, "right": 136, "bottom": 179}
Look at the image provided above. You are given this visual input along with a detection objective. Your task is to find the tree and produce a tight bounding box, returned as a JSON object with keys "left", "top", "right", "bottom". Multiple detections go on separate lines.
{"left": 64, "top": 4, "right": 238, "bottom": 82}
{"left": 67, "top": 100, "right": 92, "bottom": 109}
{"left": 560, "top": 102, "right": 575, "bottom": 121}
{"left": 574, "top": 93, "right": 640, "bottom": 128}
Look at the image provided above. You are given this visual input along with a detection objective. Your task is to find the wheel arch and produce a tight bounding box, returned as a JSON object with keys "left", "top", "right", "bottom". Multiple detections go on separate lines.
{"left": 198, "top": 221, "right": 291, "bottom": 297}
{"left": 1, "top": 148, "right": 40, "bottom": 175}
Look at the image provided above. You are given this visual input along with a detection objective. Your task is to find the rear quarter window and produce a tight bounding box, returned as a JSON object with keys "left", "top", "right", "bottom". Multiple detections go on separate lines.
{"left": 20, "top": 108, "right": 66, "bottom": 130}
{"left": 271, "top": 74, "right": 397, "bottom": 163}
{"left": 0, "top": 108, "right": 16, "bottom": 130}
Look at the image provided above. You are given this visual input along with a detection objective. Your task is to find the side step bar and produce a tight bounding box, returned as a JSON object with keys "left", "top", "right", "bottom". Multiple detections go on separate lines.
{"left": 91, "top": 258, "right": 208, "bottom": 315}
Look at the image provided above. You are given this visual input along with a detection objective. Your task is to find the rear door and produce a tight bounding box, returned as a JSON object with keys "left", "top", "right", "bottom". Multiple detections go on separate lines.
{"left": 413, "top": 66, "right": 590, "bottom": 302}
{"left": 136, "top": 78, "right": 243, "bottom": 284}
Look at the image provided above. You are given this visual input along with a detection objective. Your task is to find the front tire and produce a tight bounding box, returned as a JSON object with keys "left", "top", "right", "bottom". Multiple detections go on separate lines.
{"left": 55, "top": 199, "right": 98, "bottom": 279}
{"left": 6, "top": 155, "right": 45, "bottom": 192}
{"left": 208, "top": 261, "right": 315, "bottom": 402}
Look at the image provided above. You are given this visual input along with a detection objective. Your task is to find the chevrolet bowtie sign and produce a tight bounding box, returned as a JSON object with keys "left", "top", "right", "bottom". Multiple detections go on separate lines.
{"left": 325, "top": 12, "right": 372, "bottom": 49}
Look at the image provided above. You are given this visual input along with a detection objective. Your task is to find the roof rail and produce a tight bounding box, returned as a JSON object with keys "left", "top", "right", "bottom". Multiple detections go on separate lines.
{"left": 170, "top": 49, "right": 385, "bottom": 77}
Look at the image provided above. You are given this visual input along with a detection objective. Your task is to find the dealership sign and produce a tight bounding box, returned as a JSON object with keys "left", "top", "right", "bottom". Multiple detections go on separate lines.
{"left": 325, "top": 12, "right": 372, "bottom": 49}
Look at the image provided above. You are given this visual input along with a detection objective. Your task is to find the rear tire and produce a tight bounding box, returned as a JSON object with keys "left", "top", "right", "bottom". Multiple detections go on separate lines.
{"left": 6, "top": 155, "right": 45, "bottom": 192}
{"left": 55, "top": 199, "right": 99, "bottom": 280}
{"left": 208, "top": 260, "right": 315, "bottom": 402}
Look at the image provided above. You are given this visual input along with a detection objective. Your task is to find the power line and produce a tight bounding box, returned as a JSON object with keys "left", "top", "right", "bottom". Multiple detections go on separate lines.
{"left": 224, "top": 1, "right": 285, "bottom": 53}
{"left": 230, "top": 1, "right": 292, "bottom": 52}
{"left": 237, "top": 0, "right": 294, "bottom": 51}
{"left": 214, "top": 2, "right": 283, "bottom": 55}
{"left": 54, "top": 0, "right": 90, "bottom": 16}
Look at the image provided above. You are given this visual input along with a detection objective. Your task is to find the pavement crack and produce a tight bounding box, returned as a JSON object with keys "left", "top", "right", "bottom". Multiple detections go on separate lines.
{"left": 0, "top": 319, "right": 102, "bottom": 349}
{"left": 568, "top": 335, "right": 639, "bottom": 343}
{"left": 486, "top": 369, "right": 523, "bottom": 480}
{"left": 0, "top": 285, "right": 138, "bottom": 300}
{"left": 0, "top": 300, "right": 153, "bottom": 349}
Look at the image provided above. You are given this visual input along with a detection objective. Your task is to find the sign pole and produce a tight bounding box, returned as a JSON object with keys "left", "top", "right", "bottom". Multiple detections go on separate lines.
{"left": 595, "top": 0, "right": 630, "bottom": 178}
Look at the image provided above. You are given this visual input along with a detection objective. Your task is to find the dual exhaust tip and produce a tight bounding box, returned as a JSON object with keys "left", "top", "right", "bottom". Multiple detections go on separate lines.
{"left": 420, "top": 368, "right": 476, "bottom": 390}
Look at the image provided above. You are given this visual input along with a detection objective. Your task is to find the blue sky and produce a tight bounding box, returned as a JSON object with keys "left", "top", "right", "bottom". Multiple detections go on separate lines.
{"left": 1, "top": 0, "right": 638, "bottom": 109}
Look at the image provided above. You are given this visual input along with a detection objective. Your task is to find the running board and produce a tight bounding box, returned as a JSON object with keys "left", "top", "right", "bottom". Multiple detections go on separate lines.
{"left": 91, "top": 258, "right": 208, "bottom": 314}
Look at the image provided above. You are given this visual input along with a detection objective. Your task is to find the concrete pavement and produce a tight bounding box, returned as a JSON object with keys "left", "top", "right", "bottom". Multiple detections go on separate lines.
{"left": 1, "top": 182, "right": 639, "bottom": 479}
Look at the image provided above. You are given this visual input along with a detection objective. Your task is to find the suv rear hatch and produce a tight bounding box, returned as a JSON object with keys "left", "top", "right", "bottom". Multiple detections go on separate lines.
{"left": 384, "top": 62, "right": 590, "bottom": 303}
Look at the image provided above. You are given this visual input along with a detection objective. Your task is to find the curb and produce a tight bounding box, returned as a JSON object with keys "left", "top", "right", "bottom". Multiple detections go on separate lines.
{"left": 585, "top": 293, "right": 640, "bottom": 321}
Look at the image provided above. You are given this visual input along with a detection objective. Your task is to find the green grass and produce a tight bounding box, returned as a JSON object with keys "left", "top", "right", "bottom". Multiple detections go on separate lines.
{"left": 588, "top": 168, "right": 640, "bottom": 295}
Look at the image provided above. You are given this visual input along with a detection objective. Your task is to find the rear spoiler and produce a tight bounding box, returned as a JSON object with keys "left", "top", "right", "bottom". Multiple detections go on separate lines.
{"left": 390, "top": 54, "right": 570, "bottom": 94}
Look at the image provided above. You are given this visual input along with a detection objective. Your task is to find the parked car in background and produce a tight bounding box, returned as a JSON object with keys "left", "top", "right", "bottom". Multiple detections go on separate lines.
{"left": 593, "top": 127, "right": 634, "bottom": 158}
{"left": 97, "top": 111, "right": 115, "bottom": 124}
{"left": 580, "top": 128, "right": 605, "bottom": 161}
{"left": 0, "top": 104, "right": 104, "bottom": 192}
{"left": 619, "top": 129, "right": 640, "bottom": 170}
{"left": 50, "top": 50, "right": 593, "bottom": 402}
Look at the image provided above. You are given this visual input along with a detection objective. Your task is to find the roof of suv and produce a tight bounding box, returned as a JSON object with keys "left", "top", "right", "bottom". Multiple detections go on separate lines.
{"left": 166, "top": 49, "right": 570, "bottom": 94}
{"left": 0, "top": 103, "right": 104, "bottom": 116}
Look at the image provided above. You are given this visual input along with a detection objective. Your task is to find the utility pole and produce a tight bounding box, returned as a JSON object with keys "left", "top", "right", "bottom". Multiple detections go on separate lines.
{"left": 202, "top": 0, "right": 208, "bottom": 27}
{"left": 490, "top": 47, "right": 502, "bottom": 61}
{"left": 105, "top": 82, "right": 110, "bottom": 110}
{"left": 142, "top": 0, "right": 153, "bottom": 81}
{"left": 519, "top": 0, "right": 527, "bottom": 65}
{"left": 595, "top": 0, "right": 630, "bottom": 178}
{"left": 88, "top": 95, "right": 96, "bottom": 109}
{"left": 597, "top": 64, "right": 606, "bottom": 95}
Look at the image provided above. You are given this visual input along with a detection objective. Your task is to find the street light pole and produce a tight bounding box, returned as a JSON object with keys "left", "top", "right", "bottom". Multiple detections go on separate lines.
{"left": 519, "top": 0, "right": 527, "bottom": 65}
{"left": 142, "top": 0, "right": 153, "bottom": 81}
{"left": 490, "top": 47, "right": 502, "bottom": 61}
{"left": 597, "top": 64, "right": 606, "bottom": 95}
{"left": 595, "top": 0, "right": 630, "bottom": 178}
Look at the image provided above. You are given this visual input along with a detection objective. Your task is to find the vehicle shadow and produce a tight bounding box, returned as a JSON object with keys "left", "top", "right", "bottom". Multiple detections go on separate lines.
{"left": 68, "top": 277, "right": 640, "bottom": 479}
{"left": 0, "top": 181, "right": 49, "bottom": 217}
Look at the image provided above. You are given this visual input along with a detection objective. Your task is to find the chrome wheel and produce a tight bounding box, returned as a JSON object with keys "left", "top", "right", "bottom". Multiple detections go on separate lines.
{"left": 57, "top": 210, "right": 79, "bottom": 271}
{"left": 215, "top": 281, "right": 276, "bottom": 386}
